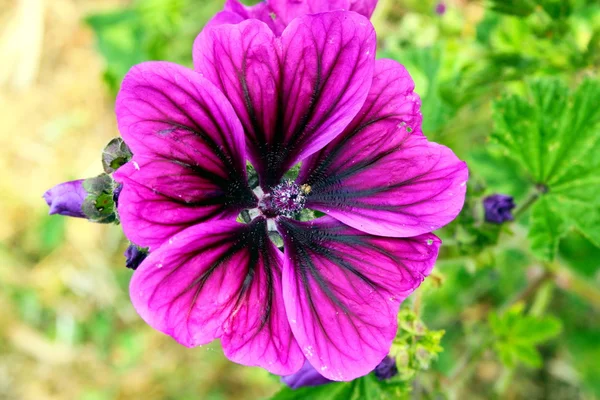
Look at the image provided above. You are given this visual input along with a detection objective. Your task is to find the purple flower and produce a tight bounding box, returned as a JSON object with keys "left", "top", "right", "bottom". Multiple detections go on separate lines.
{"left": 212, "top": 0, "right": 379, "bottom": 35}
{"left": 113, "top": 11, "right": 467, "bottom": 380}
{"left": 483, "top": 194, "right": 515, "bottom": 224}
{"left": 374, "top": 356, "right": 398, "bottom": 380}
{"left": 283, "top": 356, "right": 398, "bottom": 389}
{"left": 124, "top": 244, "right": 148, "bottom": 270}
{"left": 43, "top": 179, "right": 87, "bottom": 218}
{"left": 435, "top": 2, "right": 446, "bottom": 15}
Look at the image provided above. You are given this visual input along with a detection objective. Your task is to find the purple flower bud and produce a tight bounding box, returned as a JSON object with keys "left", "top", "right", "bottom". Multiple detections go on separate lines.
{"left": 282, "top": 356, "right": 399, "bottom": 389}
{"left": 43, "top": 179, "right": 87, "bottom": 218}
{"left": 281, "top": 360, "right": 331, "bottom": 389}
{"left": 125, "top": 245, "right": 148, "bottom": 270}
{"left": 374, "top": 356, "right": 398, "bottom": 380}
{"left": 483, "top": 194, "right": 516, "bottom": 224}
{"left": 435, "top": 2, "right": 446, "bottom": 15}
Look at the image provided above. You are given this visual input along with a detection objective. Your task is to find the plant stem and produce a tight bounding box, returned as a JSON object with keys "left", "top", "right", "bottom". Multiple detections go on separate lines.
{"left": 551, "top": 262, "right": 600, "bottom": 311}
{"left": 513, "top": 188, "right": 541, "bottom": 220}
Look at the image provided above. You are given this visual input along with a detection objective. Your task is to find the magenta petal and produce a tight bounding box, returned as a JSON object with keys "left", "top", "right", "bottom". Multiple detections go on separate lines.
{"left": 213, "top": 0, "right": 378, "bottom": 36}
{"left": 277, "top": 216, "right": 440, "bottom": 381}
{"left": 349, "top": 0, "right": 378, "bottom": 18}
{"left": 194, "top": 11, "right": 376, "bottom": 188}
{"left": 298, "top": 59, "right": 467, "bottom": 237}
{"left": 193, "top": 19, "right": 281, "bottom": 186}
{"left": 269, "top": 0, "right": 350, "bottom": 32}
{"left": 114, "top": 61, "right": 256, "bottom": 249}
{"left": 130, "top": 218, "right": 303, "bottom": 374}
{"left": 217, "top": 0, "right": 283, "bottom": 33}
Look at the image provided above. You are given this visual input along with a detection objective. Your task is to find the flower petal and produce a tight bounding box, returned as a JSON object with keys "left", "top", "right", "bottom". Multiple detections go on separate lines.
{"left": 216, "top": 0, "right": 283, "bottom": 33}
{"left": 130, "top": 218, "right": 303, "bottom": 374}
{"left": 212, "top": 0, "right": 378, "bottom": 36}
{"left": 277, "top": 216, "right": 439, "bottom": 380}
{"left": 43, "top": 179, "right": 87, "bottom": 218}
{"left": 114, "top": 61, "right": 256, "bottom": 249}
{"left": 298, "top": 59, "right": 467, "bottom": 237}
{"left": 194, "top": 11, "right": 376, "bottom": 188}
{"left": 349, "top": 0, "right": 378, "bottom": 18}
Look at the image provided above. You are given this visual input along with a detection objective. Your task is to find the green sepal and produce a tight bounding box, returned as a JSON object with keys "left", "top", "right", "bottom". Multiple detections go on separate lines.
{"left": 102, "top": 137, "right": 132, "bottom": 173}
{"left": 82, "top": 173, "right": 118, "bottom": 224}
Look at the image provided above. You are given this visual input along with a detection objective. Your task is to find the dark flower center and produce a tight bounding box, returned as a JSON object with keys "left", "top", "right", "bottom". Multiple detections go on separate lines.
{"left": 259, "top": 181, "right": 306, "bottom": 217}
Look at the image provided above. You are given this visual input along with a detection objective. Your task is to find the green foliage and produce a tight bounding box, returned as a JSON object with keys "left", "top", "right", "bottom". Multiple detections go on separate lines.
{"left": 269, "top": 374, "right": 410, "bottom": 400}
{"left": 86, "top": 0, "right": 222, "bottom": 96}
{"left": 491, "top": 78, "right": 600, "bottom": 259}
{"left": 391, "top": 308, "right": 445, "bottom": 380}
{"left": 489, "top": 304, "right": 562, "bottom": 368}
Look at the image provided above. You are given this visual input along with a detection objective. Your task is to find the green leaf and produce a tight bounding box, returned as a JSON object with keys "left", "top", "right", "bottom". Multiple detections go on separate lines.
{"left": 512, "top": 315, "right": 563, "bottom": 343}
{"left": 489, "top": 305, "right": 562, "bottom": 369}
{"left": 486, "top": 0, "right": 537, "bottom": 17}
{"left": 511, "top": 342, "right": 543, "bottom": 368}
{"left": 492, "top": 78, "right": 600, "bottom": 258}
{"left": 528, "top": 196, "right": 568, "bottom": 261}
{"left": 268, "top": 374, "right": 410, "bottom": 400}
{"left": 86, "top": 9, "right": 147, "bottom": 95}
{"left": 268, "top": 381, "right": 355, "bottom": 400}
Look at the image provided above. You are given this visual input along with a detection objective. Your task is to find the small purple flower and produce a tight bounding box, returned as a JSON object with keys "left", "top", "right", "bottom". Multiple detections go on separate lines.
{"left": 374, "top": 356, "right": 398, "bottom": 380}
{"left": 282, "top": 356, "right": 398, "bottom": 389}
{"left": 212, "top": 0, "right": 379, "bottom": 35}
{"left": 113, "top": 11, "right": 467, "bottom": 380}
{"left": 483, "top": 194, "right": 516, "bottom": 224}
{"left": 124, "top": 244, "right": 148, "bottom": 270}
{"left": 43, "top": 179, "right": 87, "bottom": 218}
{"left": 435, "top": 2, "right": 446, "bottom": 15}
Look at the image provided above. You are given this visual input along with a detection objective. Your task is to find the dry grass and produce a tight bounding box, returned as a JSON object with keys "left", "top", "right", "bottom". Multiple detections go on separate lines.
{"left": 0, "top": 1, "right": 278, "bottom": 399}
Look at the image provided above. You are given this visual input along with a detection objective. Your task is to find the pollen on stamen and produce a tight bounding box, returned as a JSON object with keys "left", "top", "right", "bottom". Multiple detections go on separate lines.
{"left": 259, "top": 180, "right": 306, "bottom": 217}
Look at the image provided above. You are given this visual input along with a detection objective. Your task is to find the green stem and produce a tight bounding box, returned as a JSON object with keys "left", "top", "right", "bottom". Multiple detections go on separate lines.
{"left": 513, "top": 188, "right": 542, "bottom": 220}
{"left": 551, "top": 262, "right": 600, "bottom": 311}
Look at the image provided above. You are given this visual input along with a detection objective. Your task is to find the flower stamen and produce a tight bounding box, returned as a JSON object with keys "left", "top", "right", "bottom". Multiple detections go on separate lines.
{"left": 259, "top": 180, "right": 306, "bottom": 217}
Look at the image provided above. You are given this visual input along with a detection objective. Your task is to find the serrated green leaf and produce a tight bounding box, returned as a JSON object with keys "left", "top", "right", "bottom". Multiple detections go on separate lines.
{"left": 528, "top": 196, "right": 568, "bottom": 261}
{"left": 492, "top": 78, "right": 600, "bottom": 258}
{"left": 492, "top": 78, "right": 600, "bottom": 185}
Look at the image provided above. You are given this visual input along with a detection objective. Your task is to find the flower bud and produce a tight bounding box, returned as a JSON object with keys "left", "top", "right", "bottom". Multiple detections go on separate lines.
{"left": 374, "top": 356, "right": 398, "bottom": 381}
{"left": 81, "top": 173, "right": 118, "bottom": 223}
{"left": 125, "top": 244, "right": 148, "bottom": 270}
{"left": 281, "top": 361, "right": 331, "bottom": 389}
{"left": 483, "top": 194, "right": 516, "bottom": 224}
{"left": 102, "top": 138, "right": 132, "bottom": 174}
{"left": 43, "top": 179, "right": 87, "bottom": 218}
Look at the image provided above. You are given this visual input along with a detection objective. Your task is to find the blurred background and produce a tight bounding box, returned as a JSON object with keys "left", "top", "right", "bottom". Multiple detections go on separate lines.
{"left": 0, "top": 0, "right": 598, "bottom": 399}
